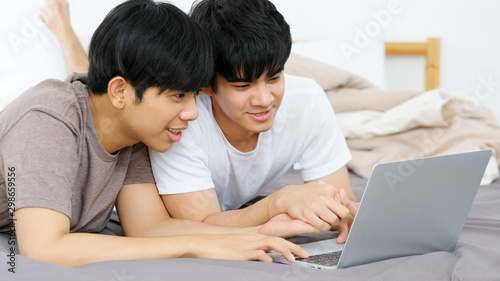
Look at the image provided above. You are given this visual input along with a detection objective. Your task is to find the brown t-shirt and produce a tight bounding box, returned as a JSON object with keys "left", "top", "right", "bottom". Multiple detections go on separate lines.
{"left": 0, "top": 72, "right": 155, "bottom": 233}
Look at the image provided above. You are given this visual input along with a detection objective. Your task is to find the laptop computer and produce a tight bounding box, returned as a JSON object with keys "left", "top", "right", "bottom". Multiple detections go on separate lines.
{"left": 271, "top": 150, "right": 492, "bottom": 269}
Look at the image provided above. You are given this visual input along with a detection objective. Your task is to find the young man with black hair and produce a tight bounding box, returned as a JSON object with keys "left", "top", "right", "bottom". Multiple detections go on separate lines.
{"left": 39, "top": 0, "right": 357, "bottom": 244}
{"left": 150, "top": 0, "right": 359, "bottom": 243}
{"left": 0, "top": 0, "right": 309, "bottom": 267}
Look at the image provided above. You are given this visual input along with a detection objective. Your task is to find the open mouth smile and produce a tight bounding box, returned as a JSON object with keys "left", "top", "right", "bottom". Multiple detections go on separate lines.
{"left": 249, "top": 109, "right": 272, "bottom": 122}
{"left": 166, "top": 128, "right": 184, "bottom": 142}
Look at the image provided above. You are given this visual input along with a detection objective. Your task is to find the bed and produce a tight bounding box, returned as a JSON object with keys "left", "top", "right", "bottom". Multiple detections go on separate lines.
{"left": 2, "top": 1, "right": 500, "bottom": 280}
{"left": 1, "top": 172, "right": 500, "bottom": 280}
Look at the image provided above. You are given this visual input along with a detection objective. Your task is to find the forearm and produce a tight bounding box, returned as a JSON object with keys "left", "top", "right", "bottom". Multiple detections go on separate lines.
{"left": 202, "top": 195, "right": 282, "bottom": 227}
{"left": 137, "top": 217, "right": 259, "bottom": 237}
{"left": 139, "top": 205, "right": 320, "bottom": 239}
{"left": 117, "top": 184, "right": 261, "bottom": 237}
{"left": 56, "top": 24, "right": 89, "bottom": 73}
{"left": 23, "top": 233, "right": 201, "bottom": 267}
{"left": 15, "top": 206, "right": 307, "bottom": 267}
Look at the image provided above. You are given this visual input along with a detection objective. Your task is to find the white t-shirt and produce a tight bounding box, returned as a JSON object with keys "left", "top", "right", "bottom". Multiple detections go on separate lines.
{"left": 149, "top": 74, "right": 351, "bottom": 211}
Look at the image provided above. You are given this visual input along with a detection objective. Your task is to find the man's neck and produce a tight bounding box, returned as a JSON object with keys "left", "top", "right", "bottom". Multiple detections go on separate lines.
{"left": 88, "top": 91, "right": 135, "bottom": 154}
{"left": 224, "top": 132, "right": 260, "bottom": 153}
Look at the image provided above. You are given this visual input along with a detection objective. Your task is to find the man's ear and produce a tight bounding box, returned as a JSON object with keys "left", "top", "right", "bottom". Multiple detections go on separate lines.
{"left": 107, "top": 76, "right": 128, "bottom": 108}
{"left": 201, "top": 86, "right": 215, "bottom": 97}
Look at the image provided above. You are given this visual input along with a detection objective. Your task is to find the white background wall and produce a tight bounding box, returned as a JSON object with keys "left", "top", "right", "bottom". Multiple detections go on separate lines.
{"left": 2, "top": 0, "right": 499, "bottom": 119}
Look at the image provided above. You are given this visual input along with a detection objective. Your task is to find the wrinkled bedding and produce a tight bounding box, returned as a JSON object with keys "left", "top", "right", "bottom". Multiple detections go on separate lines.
{"left": 285, "top": 53, "right": 500, "bottom": 184}
{"left": 1, "top": 173, "right": 499, "bottom": 280}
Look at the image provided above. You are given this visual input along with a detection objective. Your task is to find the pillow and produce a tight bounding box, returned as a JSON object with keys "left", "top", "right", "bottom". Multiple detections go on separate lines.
{"left": 285, "top": 53, "right": 419, "bottom": 113}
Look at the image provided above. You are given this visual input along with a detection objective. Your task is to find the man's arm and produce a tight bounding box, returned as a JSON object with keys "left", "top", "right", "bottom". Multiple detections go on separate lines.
{"left": 304, "top": 166, "right": 359, "bottom": 243}
{"left": 116, "top": 183, "right": 320, "bottom": 238}
{"left": 39, "top": 0, "right": 89, "bottom": 73}
{"left": 161, "top": 166, "right": 357, "bottom": 235}
{"left": 14, "top": 206, "right": 307, "bottom": 267}
{"left": 305, "top": 166, "right": 356, "bottom": 201}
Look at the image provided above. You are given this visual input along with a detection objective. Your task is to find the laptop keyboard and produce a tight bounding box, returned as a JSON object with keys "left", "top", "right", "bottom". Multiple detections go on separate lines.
{"left": 296, "top": 251, "right": 342, "bottom": 267}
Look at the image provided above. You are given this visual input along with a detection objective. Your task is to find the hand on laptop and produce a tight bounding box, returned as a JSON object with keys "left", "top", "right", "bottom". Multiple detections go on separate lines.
{"left": 195, "top": 233, "right": 308, "bottom": 263}
{"left": 333, "top": 189, "right": 358, "bottom": 243}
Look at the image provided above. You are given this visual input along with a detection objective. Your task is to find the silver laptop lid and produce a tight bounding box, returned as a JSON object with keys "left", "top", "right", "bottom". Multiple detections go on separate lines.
{"left": 338, "top": 150, "right": 492, "bottom": 268}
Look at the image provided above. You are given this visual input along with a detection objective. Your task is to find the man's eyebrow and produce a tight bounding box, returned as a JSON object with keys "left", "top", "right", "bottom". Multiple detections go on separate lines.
{"left": 225, "top": 69, "right": 283, "bottom": 83}
{"left": 226, "top": 77, "right": 252, "bottom": 83}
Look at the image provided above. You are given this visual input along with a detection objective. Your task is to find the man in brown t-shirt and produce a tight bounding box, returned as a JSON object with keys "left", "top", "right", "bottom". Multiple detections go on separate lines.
{"left": 0, "top": 0, "right": 309, "bottom": 267}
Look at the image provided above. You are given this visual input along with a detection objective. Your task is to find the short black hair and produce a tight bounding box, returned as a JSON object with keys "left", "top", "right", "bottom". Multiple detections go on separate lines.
{"left": 190, "top": 0, "right": 291, "bottom": 89}
{"left": 87, "top": 0, "right": 213, "bottom": 101}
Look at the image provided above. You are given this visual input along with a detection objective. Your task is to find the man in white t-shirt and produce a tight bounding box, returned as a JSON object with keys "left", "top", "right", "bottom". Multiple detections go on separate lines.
{"left": 149, "top": 0, "right": 359, "bottom": 243}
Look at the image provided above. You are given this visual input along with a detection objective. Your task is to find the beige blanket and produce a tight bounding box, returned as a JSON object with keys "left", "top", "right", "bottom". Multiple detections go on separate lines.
{"left": 285, "top": 53, "right": 500, "bottom": 184}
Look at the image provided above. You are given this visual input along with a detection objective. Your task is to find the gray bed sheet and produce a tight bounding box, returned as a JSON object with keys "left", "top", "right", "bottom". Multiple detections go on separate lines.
{"left": 2, "top": 173, "right": 500, "bottom": 281}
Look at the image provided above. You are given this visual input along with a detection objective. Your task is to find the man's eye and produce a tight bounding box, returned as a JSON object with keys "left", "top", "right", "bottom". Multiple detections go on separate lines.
{"left": 175, "top": 93, "right": 186, "bottom": 99}
{"left": 269, "top": 75, "right": 280, "bottom": 82}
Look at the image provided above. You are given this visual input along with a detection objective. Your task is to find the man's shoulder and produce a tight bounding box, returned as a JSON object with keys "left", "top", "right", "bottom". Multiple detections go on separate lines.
{"left": 284, "top": 74, "right": 323, "bottom": 94}
{"left": 281, "top": 74, "right": 326, "bottom": 110}
{"left": 9, "top": 76, "right": 84, "bottom": 113}
{"left": 196, "top": 93, "right": 212, "bottom": 111}
{"left": 189, "top": 93, "right": 216, "bottom": 128}
{"left": 32, "top": 74, "right": 86, "bottom": 108}
{"left": 0, "top": 75, "right": 88, "bottom": 137}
